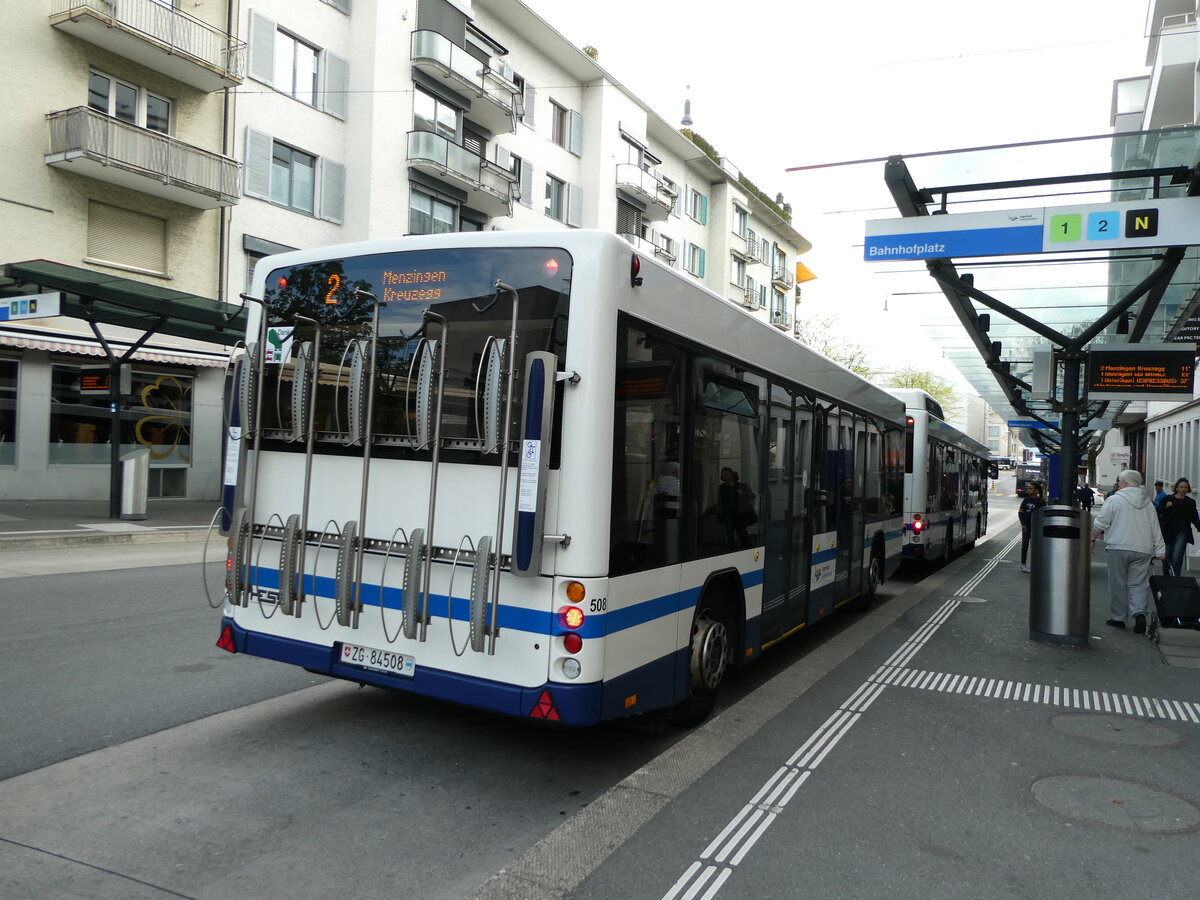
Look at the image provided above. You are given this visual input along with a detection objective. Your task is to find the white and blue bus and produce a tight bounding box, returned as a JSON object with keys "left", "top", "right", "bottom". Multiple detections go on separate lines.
{"left": 216, "top": 230, "right": 906, "bottom": 726}
{"left": 889, "top": 388, "right": 993, "bottom": 563}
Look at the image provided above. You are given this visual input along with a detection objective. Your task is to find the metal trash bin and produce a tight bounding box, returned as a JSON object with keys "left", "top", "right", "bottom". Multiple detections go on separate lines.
{"left": 1029, "top": 505, "right": 1090, "bottom": 645}
{"left": 120, "top": 448, "right": 149, "bottom": 521}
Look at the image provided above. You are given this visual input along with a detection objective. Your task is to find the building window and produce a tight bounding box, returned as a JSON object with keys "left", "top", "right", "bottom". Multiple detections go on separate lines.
{"left": 549, "top": 101, "right": 583, "bottom": 155}
{"left": 733, "top": 205, "right": 748, "bottom": 238}
{"left": 508, "top": 153, "right": 532, "bottom": 207}
{"left": 731, "top": 256, "right": 746, "bottom": 288}
{"left": 244, "top": 129, "right": 343, "bottom": 221}
{"left": 274, "top": 31, "right": 319, "bottom": 105}
{"left": 49, "top": 365, "right": 193, "bottom": 473}
{"left": 409, "top": 186, "right": 456, "bottom": 235}
{"left": 617, "top": 198, "right": 643, "bottom": 239}
{"left": 513, "top": 73, "right": 535, "bottom": 126}
{"left": 660, "top": 177, "right": 678, "bottom": 215}
{"left": 0, "top": 359, "right": 16, "bottom": 466}
{"left": 546, "top": 174, "right": 567, "bottom": 221}
{"left": 86, "top": 202, "right": 168, "bottom": 275}
{"left": 685, "top": 186, "right": 708, "bottom": 225}
{"left": 653, "top": 232, "right": 676, "bottom": 263}
{"left": 88, "top": 71, "right": 170, "bottom": 134}
{"left": 414, "top": 87, "right": 460, "bottom": 140}
{"left": 248, "top": 12, "right": 348, "bottom": 117}
{"left": 987, "top": 425, "right": 1001, "bottom": 437}
{"left": 684, "top": 242, "right": 705, "bottom": 277}
{"left": 270, "top": 142, "right": 315, "bottom": 213}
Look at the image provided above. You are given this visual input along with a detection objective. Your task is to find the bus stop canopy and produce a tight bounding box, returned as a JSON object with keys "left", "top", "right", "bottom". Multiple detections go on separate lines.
{"left": 1, "top": 258, "right": 247, "bottom": 347}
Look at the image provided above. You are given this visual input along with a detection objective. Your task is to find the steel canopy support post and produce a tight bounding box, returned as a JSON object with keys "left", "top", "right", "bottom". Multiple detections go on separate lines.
{"left": 1057, "top": 351, "right": 1084, "bottom": 504}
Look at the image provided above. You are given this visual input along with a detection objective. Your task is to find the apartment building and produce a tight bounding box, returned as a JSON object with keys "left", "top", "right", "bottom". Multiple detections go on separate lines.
{"left": 0, "top": 0, "right": 243, "bottom": 501}
{"left": 0, "top": 0, "right": 812, "bottom": 503}
{"left": 229, "top": 0, "right": 810, "bottom": 323}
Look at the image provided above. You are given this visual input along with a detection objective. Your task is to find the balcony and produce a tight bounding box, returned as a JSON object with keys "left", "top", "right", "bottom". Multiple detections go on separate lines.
{"left": 46, "top": 107, "right": 240, "bottom": 208}
{"left": 737, "top": 283, "right": 758, "bottom": 309}
{"left": 650, "top": 231, "right": 676, "bottom": 264}
{"left": 770, "top": 308, "right": 792, "bottom": 330}
{"left": 411, "top": 30, "right": 518, "bottom": 135}
{"left": 731, "top": 232, "right": 755, "bottom": 261}
{"left": 620, "top": 233, "right": 655, "bottom": 255}
{"left": 407, "top": 131, "right": 517, "bottom": 218}
{"left": 50, "top": 0, "right": 244, "bottom": 92}
{"left": 771, "top": 265, "right": 795, "bottom": 290}
{"left": 614, "top": 164, "right": 673, "bottom": 221}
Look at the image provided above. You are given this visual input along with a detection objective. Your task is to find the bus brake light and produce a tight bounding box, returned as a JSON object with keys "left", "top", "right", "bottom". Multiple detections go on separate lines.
{"left": 560, "top": 607, "right": 584, "bottom": 629}
{"left": 911, "top": 516, "right": 924, "bottom": 533}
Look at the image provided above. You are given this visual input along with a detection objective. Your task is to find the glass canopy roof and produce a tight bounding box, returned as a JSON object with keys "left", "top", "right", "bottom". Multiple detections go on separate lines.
{"left": 798, "top": 127, "right": 1200, "bottom": 450}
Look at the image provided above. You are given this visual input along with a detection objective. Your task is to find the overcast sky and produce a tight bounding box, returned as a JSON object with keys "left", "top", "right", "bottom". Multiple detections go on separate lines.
{"left": 520, "top": 0, "right": 1153, "bottom": 386}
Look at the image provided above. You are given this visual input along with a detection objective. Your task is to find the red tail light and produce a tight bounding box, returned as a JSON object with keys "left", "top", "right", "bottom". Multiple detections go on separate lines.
{"left": 563, "top": 632, "right": 583, "bottom": 654}
{"left": 912, "top": 516, "right": 924, "bottom": 533}
{"left": 559, "top": 606, "right": 584, "bottom": 629}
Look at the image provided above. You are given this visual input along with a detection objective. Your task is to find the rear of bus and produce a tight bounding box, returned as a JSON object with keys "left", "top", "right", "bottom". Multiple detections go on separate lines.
{"left": 218, "top": 232, "right": 631, "bottom": 726}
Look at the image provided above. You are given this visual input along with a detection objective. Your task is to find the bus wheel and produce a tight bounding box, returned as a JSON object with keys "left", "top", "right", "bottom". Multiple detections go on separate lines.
{"left": 846, "top": 551, "right": 880, "bottom": 612}
{"left": 671, "top": 604, "right": 730, "bottom": 726}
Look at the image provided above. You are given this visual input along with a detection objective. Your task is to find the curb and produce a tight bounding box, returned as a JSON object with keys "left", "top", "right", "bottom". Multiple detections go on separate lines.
{"left": 0, "top": 528, "right": 214, "bottom": 552}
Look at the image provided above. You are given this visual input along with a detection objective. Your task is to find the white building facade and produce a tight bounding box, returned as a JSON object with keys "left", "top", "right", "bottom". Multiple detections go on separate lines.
{"left": 1, "top": 0, "right": 811, "bottom": 503}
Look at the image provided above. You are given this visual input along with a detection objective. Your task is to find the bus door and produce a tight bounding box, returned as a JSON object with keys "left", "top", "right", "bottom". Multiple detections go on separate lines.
{"left": 807, "top": 404, "right": 836, "bottom": 624}
{"left": 833, "top": 412, "right": 855, "bottom": 603}
{"left": 786, "top": 395, "right": 813, "bottom": 633}
{"left": 848, "top": 414, "right": 868, "bottom": 594}
{"left": 763, "top": 384, "right": 792, "bottom": 643}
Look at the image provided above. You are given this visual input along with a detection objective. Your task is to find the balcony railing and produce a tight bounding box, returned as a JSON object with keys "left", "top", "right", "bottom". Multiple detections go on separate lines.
{"left": 770, "top": 309, "right": 792, "bottom": 330}
{"left": 772, "top": 265, "right": 795, "bottom": 290}
{"left": 614, "top": 164, "right": 673, "bottom": 221}
{"left": 651, "top": 231, "right": 676, "bottom": 263}
{"left": 50, "top": 0, "right": 244, "bottom": 92}
{"left": 620, "top": 233, "right": 655, "bottom": 255}
{"left": 407, "top": 130, "right": 516, "bottom": 218}
{"left": 46, "top": 107, "right": 240, "bottom": 208}
{"left": 411, "top": 30, "right": 517, "bottom": 134}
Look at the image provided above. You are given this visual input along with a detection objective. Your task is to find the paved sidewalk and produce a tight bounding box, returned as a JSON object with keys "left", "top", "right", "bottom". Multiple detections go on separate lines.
{"left": 475, "top": 525, "right": 1200, "bottom": 900}
{"left": 0, "top": 499, "right": 221, "bottom": 549}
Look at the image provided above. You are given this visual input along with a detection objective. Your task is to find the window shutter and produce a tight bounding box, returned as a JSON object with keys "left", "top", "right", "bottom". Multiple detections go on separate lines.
{"left": 567, "top": 182, "right": 583, "bottom": 227}
{"left": 244, "top": 127, "right": 273, "bottom": 200}
{"left": 698, "top": 247, "right": 706, "bottom": 278}
{"left": 699, "top": 193, "right": 708, "bottom": 225}
{"left": 523, "top": 84, "right": 536, "bottom": 127}
{"left": 494, "top": 145, "right": 511, "bottom": 170}
{"left": 568, "top": 109, "right": 583, "bottom": 156}
{"left": 319, "top": 157, "right": 345, "bottom": 223}
{"left": 87, "top": 202, "right": 167, "bottom": 274}
{"left": 519, "top": 161, "right": 532, "bottom": 207}
{"left": 321, "top": 51, "right": 348, "bottom": 119}
{"left": 247, "top": 11, "right": 276, "bottom": 85}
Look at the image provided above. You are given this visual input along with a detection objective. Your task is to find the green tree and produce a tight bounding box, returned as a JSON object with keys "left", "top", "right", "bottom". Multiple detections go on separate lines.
{"left": 794, "top": 314, "right": 876, "bottom": 379}
{"left": 884, "top": 367, "right": 962, "bottom": 420}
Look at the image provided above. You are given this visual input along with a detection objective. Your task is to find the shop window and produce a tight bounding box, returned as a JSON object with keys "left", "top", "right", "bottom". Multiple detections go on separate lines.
{"left": 49, "top": 364, "right": 193, "bottom": 467}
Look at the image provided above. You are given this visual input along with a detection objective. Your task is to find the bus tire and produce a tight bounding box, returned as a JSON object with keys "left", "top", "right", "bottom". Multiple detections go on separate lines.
{"left": 671, "top": 601, "right": 731, "bottom": 727}
{"left": 846, "top": 546, "right": 881, "bottom": 612}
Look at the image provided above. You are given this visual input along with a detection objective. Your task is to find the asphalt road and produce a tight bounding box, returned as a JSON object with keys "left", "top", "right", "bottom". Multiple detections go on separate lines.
{"left": 0, "top": 502, "right": 1014, "bottom": 898}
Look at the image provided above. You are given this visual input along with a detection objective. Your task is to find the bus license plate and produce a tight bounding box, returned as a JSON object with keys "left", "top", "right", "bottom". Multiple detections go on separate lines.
{"left": 340, "top": 642, "right": 415, "bottom": 678}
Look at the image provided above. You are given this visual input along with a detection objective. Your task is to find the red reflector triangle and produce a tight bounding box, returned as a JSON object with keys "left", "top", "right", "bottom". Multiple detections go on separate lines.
{"left": 216, "top": 626, "right": 236, "bottom": 653}
{"left": 529, "top": 689, "right": 559, "bottom": 721}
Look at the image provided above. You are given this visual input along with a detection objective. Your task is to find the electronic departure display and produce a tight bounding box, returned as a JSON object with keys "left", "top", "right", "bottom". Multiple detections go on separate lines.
{"left": 1085, "top": 344, "right": 1196, "bottom": 401}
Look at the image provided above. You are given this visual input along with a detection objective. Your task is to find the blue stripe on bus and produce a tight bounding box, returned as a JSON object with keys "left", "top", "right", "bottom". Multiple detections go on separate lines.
{"left": 811, "top": 546, "right": 837, "bottom": 564}
{"left": 247, "top": 565, "right": 765, "bottom": 640}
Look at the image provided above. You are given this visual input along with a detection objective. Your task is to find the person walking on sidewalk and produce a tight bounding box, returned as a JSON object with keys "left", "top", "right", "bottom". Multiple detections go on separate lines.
{"left": 1090, "top": 470, "right": 1166, "bottom": 634}
{"left": 1018, "top": 482, "right": 1045, "bottom": 573}
{"left": 1158, "top": 477, "right": 1200, "bottom": 577}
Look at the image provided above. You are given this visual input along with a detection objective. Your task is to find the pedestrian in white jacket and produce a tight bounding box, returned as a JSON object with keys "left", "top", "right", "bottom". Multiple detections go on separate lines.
{"left": 1090, "top": 469, "right": 1166, "bottom": 634}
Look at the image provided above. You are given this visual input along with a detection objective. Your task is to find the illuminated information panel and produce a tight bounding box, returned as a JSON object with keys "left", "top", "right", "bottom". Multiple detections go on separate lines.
{"left": 1085, "top": 343, "right": 1196, "bottom": 401}
{"left": 864, "top": 198, "right": 1200, "bottom": 261}
{"left": 0, "top": 291, "right": 62, "bottom": 321}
